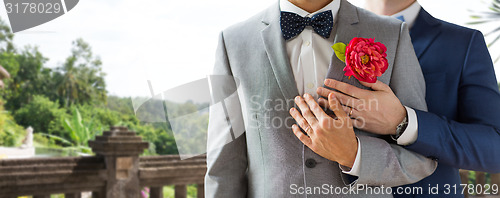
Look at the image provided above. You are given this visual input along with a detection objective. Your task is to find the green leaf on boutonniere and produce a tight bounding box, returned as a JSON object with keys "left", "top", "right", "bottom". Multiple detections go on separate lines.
{"left": 332, "top": 42, "right": 347, "bottom": 63}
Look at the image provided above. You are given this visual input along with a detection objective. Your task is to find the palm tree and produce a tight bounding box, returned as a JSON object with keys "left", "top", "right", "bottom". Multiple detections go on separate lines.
{"left": 57, "top": 39, "right": 106, "bottom": 107}
{"left": 469, "top": 0, "right": 500, "bottom": 62}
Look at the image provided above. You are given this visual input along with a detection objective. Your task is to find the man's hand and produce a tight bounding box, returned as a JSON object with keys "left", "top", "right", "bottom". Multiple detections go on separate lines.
{"left": 317, "top": 79, "right": 406, "bottom": 135}
{"left": 289, "top": 93, "right": 358, "bottom": 168}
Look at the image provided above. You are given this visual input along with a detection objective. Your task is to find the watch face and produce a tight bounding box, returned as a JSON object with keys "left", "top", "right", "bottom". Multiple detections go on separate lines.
{"left": 396, "top": 117, "right": 409, "bottom": 136}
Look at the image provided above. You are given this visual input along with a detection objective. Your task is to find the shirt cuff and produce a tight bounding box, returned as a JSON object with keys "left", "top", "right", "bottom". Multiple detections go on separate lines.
{"left": 396, "top": 106, "right": 418, "bottom": 146}
{"left": 339, "top": 137, "right": 361, "bottom": 176}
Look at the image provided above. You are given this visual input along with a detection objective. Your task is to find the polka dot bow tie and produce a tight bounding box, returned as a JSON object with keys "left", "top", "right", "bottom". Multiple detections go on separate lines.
{"left": 280, "top": 10, "right": 333, "bottom": 40}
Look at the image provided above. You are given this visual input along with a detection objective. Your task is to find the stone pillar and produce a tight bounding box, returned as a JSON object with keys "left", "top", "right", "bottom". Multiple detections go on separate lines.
{"left": 459, "top": 169, "right": 469, "bottom": 198}
{"left": 175, "top": 185, "right": 187, "bottom": 198}
{"left": 150, "top": 187, "right": 163, "bottom": 198}
{"left": 89, "top": 126, "right": 149, "bottom": 198}
{"left": 33, "top": 195, "right": 50, "bottom": 198}
{"left": 92, "top": 191, "right": 105, "bottom": 198}
{"left": 65, "top": 193, "right": 82, "bottom": 198}
{"left": 197, "top": 184, "right": 204, "bottom": 198}
{"left": 476, "top": 172, "right": 486, "bottom": 196}
{"left": 492, "top": 173, "right": 500, "bottom": 195}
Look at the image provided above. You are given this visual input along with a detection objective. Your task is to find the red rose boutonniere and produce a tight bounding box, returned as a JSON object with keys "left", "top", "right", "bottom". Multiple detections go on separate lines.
{"left": 332, "top": 37, "right": 389, "bottom": 83}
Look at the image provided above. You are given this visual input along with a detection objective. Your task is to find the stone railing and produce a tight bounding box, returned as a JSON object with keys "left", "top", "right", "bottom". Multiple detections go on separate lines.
{"left": 0, "top": 126, "right": 207, "bottom": 198}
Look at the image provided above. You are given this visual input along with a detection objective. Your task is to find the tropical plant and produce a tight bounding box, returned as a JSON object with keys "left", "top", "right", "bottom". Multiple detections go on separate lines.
{"left": 40, "top": 107, "right": 103, "bottom": 154}
{"left": 62, "top": 108, "right": 102, "bottom": 147}
{"left": 469, "top": 0, "right": 500, "bottom": 62}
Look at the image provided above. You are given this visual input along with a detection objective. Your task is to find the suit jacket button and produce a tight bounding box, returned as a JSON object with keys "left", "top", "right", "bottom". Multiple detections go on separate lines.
{"left": 305, "top": 158, "right": 316, "bottom": 168}
{"left": 428, "top": 156, "right": 439, "bottom": 161}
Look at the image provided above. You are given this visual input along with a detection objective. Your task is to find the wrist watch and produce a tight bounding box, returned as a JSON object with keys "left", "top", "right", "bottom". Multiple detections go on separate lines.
{"left": 391, "top": 115, "right": 408, "bottom": 141}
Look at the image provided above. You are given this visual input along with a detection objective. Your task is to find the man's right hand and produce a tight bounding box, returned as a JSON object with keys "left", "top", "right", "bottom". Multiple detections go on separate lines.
{"left": 317, "top": 79, "right": 406, "bottom": 136}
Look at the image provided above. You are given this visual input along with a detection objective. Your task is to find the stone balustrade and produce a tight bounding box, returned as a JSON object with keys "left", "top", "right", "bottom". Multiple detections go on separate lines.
{"left": 0, "top": 127, "right": 206, "bottom": 198}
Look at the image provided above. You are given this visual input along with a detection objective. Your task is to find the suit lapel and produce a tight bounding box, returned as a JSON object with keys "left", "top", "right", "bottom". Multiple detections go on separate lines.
{"left": 333, "top": 0, "right": 360, "bottom": 49}
{"left": 261, "top": 3, "right": 299, "bottom": 100}
{"left": 410, "top": 9, "right": 441, "bottom": 59}
{"left": 260, "top": 0, "right": 363, "bottom": 99}
{"left": 326, "top": 0, "right": 362, "bottom": 87}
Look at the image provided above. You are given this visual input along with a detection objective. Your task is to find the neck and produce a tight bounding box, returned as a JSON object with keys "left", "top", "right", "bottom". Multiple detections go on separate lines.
{"left": 288, "top": 0, "right": 334, "bottom": 13}
{"left": 365, "top": 0, "right": 416, "bottom": 16}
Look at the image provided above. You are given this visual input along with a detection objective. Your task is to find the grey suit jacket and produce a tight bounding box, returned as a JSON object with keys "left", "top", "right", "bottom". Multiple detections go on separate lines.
{"left": 205, "top": 1, "right": 437, "bottom": 197}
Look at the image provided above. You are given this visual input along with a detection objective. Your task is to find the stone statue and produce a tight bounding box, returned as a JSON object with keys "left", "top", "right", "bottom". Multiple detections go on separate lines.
{"left": 21, "top": 126, "right": 33, "bottom": 148}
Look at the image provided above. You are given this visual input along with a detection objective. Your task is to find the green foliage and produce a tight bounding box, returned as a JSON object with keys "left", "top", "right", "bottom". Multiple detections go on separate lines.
{"left": 33, "top": 133, "right": 52, "bottom": 148}
{"left": 163, "top": 185, "right": 198, "bottom": 198}
{"left": 0, "top": 99, "right": 25, "bottom": 146}
{"left": 1, "top": 46, "right": 51, "bottom": 110}
{"left": 469, "top": 0, "right": 500, "bottom": 62}
{"left": 125, "top": 121, "right": 175, "bottom": 155}
{"left": 36, "top": 107, "right": 103, "bottom": 154}
{"left": 14, "top": 95, "right": 68, "bottom": 134}
{"left": 56, "top": 38, "right": 106, "bottom": 107}
{"left": 0, "top": 115, "right": 25, "bottom": 146}
{"left": 77, "top": 104, "right": 119, "bottom": 130}
{"left": 0, "top": 52, "right": 19, "bottom": 77}
{"left": 0, "top": 18, "right": 15, "bottom": 53}
{"left": 1, "top": 36, "right": 106, "bottom": 111}
{"left": 62, "top": 108, "right": 102, "bottom": 147}
{"left": 112, "top": 97, "right": 178, "bottom": 155}
{"left": 163, "top": 101, "right": 208, "bottom": 155}
{"left": 107, "top": 95, "right": 135, "bottom": 115}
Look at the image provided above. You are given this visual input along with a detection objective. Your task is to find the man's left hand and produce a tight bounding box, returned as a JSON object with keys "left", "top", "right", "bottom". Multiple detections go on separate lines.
{"left": 289, "top": 93, "right": 358, "bottom": 168}
{"left": 317, "top": 79, "right": 406, "bottom": 135}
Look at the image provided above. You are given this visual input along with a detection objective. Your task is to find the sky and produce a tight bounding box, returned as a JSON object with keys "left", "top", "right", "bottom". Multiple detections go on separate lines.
{"left": 0, "top": 0, "right": 497, "bottom": 98}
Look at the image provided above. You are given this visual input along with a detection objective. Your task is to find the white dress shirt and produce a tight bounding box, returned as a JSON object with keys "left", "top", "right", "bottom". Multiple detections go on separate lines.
{"left": 391, "top": 1, "right": 421, "bottom": 29}
{"left": 280, "top": 0, "right": 340, "bottom": 98}
{"left": 280, "top": 0, "right": 362, "bottom": 176}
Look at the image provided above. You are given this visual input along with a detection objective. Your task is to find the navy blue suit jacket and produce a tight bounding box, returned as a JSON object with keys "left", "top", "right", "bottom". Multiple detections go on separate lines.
{"left": 394, "top": 9, "right": 500, "bottom": 198}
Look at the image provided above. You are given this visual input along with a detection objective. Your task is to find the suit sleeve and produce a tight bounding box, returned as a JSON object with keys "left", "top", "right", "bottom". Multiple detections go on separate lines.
{"left": 205, "top": 32, "right": 248, "bottom": 198}
{"left": 408, "top": 31, "right": 500, "bottom": 173}
{"left": 352, "top": 23, "right": 437, "bottom": 187}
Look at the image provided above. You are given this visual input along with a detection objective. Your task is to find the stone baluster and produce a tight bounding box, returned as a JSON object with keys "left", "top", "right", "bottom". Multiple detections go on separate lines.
{"left": 89, "top": 126, "right": 149, "bottom": 198}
